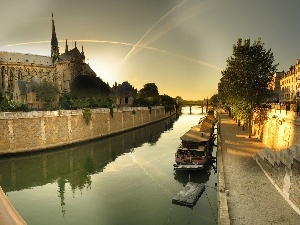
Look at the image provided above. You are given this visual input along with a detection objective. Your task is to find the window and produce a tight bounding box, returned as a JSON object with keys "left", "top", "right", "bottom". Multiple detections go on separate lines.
{"left": 18, "top": 70, "right": 22, "bottom": 80}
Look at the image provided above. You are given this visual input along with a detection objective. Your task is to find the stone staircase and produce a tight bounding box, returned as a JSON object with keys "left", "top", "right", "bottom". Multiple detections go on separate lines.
{"left": 254, "top": 145, "right": 300, "bottom": 215}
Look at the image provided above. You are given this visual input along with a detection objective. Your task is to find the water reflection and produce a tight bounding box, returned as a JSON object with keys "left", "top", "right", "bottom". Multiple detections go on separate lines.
{"left": 0, "top": 107, "right": 218, "bottom": 224}
{"left": 0, "top": 115, "right": 178, "bottom": 215}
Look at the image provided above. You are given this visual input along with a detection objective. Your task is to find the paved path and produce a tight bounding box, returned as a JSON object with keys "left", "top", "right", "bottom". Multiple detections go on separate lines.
{"left": 219, "top": 113, "right": 300, "bottom": 225}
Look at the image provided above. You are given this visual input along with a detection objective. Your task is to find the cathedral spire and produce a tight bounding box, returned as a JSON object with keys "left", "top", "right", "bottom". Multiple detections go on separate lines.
{"left": 65, "top": 39, "right": 68, "bottom": 53}
{"left": 81, "top": 45, "right": 85, "bottom": 63}
{"left": 51, "top": 13, "right": 59, "bottom": 62}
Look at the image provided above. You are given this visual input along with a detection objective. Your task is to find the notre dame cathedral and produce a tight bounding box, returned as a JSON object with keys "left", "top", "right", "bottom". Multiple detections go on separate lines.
{"left": 0, "top": 14, "right": 97, "bottom": 108}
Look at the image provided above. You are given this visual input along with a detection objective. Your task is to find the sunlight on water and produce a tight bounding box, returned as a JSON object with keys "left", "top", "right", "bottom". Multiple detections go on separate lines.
{"left": 0, "top": 107, "right": 217, "bottom": 225}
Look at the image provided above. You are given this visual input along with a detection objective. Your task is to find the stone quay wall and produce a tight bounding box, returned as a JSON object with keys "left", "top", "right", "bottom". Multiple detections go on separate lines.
{"left": 252, "top": 109, "right": 300, "bottom": 214}
{"left": 0, "top": 106, "right": 170, "bottom": 155}
{"left": 253, "top": 109, "right": 300, "bottom": 151}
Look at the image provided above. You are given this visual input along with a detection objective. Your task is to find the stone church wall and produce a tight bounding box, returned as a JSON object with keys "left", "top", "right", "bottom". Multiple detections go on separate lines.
{"left": 0, "top": 106, "right": 170, "bottom": 154}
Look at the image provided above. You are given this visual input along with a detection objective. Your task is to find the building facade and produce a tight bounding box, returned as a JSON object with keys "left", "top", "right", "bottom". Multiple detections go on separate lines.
{"left": 111, "top": 81, "right": 137, "bottom": 106}
{"left": 279, "top": 60, "right": 300, "bottom": 105}
{"left": 0, "top": 14, "right": 96, "bottom": 108}
{"left": 270, "top": 71, "right": 284, "bottom": 103}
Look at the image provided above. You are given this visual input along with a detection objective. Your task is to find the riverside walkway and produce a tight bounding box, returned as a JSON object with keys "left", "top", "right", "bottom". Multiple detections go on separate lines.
{"left": 218, "top": 113, "right": 300, "bottom": 225}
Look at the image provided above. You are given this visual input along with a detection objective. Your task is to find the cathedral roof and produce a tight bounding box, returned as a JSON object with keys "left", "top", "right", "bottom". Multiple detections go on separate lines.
{"left": 119, "top": 82, "right": 134, "bottom": 90}
{"left": 0, "top": 52, "right": 53, "bottom": 66}
{"left": 82, "top": 63, "right": 96, "bottom": 76}
{"left": 60, "top": 47, "right": 84, "bottom": 61}
{"left": 112, "top": 81, "right": 137, "bottom": 94}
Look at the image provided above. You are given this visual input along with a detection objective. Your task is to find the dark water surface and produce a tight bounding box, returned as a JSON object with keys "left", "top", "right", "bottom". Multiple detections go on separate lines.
{"left": 0, "top": 106, "right": 217, "bottom": 225}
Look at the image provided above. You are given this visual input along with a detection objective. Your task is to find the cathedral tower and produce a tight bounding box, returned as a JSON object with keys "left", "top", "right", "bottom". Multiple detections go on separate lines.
{"left": 51, "top": 13, "right": 59, "bottom": 62}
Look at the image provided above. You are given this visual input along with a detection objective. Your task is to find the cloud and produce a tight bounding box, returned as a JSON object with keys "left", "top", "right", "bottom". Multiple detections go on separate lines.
{"left": 2, "top": 39, "right": 222, "bottom": 71}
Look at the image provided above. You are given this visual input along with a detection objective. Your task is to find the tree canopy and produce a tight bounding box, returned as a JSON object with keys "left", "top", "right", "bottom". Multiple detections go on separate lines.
{"left": 210, "top": 94, "right": 218, "bottom": 107}
{"left": 219, "top": 38, "right": 278, "bottom": 137}
{"left": 139, "top": 83, "right": 159, "bottom": 98}
{"left": 70, "top": 75, "right": 111, "bottom": 98}
{"left": 34, "top": 80, "right": 59, "bottom": 109}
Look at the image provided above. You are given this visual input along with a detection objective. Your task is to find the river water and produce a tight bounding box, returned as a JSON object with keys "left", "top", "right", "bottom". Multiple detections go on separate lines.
{"left": 0, "top": 106, "right": 218, "bottom": 225}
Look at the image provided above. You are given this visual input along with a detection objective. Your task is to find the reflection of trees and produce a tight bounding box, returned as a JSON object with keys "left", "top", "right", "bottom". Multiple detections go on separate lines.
{"left": 57, "top": 177, "right": 67, "bottom": 217}
{"left": 0, "top": 115, "right": 178, "bottom": 216}
{"left": 148, "top": 117, "right": 178, "bottom": 145}
{"left": 57, "top": 156, "right": 94, "bottom": 217}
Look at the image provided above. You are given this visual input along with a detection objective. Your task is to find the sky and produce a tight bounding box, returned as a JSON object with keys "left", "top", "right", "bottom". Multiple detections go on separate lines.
{"left": 1, "top": 0, "right": 300, "bottom": 100}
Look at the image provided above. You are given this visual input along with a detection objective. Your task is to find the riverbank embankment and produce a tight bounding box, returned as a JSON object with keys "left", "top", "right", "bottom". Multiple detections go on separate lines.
{"left": 0, "top": 106, "right": 174, "bottom": 155}
{"left": 218, "top": 112, "right": 300, "bottom": 224}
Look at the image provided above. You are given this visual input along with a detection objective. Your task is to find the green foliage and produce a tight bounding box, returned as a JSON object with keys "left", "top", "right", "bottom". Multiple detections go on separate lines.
{"left": 34, "top": 80, "right": 59, "bottom": 110}
{"left": 210, "top": 94, "right": 218, "bottom": 106}
{"left": 220, "top": 38, "right": 277, "bottom": 105}
{"left": 160, "top": 94, "right": 175, "bottom": 105}
{"left": 175, "top": 96, "right": 184, "bottom": 104}
{"left": 160, "top": 94, "right": 176, "bottom": 113}
{"left": 70, "top": 97, "right": 90, "bottom": 109}
{"left": 64, "top": 75, "right": 112, "bottom": 110}
{"left": 0, "top": 98, "right": 28, "bottom": 112}
{"left": 219, "top": 38, "right": 278, "bottom": 137}
{"left": 60, "top": 93, "right": 112, "bottom": 110}
{"left": 132, "top": 97, "right": 151, "bottom": 107}
{"left": 132, "top": 83, "right": 163, "bottom": 107}
{"left": 89, "top": 97, "right": 111, "bottom": 108}
{"left": 59, "top": 93, "right": 72, "bottom": 109}
{"left": 132, "top": 109, "right": 136, "bottom": 115}
{"left": 139, "top": 83, "right": 159, "bottom": 98}
{"left": 82, "top": 108, "right": 92, "bottom": 125}
{"left": 0, "top": 98, "right": 10, "bottom": 112}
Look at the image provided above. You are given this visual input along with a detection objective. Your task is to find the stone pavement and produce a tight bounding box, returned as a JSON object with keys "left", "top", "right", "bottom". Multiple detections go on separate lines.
{"left": 218, "top": 113, "right": 300, "bottom": 225}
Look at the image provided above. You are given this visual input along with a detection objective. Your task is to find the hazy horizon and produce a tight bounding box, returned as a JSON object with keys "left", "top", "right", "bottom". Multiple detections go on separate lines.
{"left": 1, "top": 0, "right": 300, "bottom": 100}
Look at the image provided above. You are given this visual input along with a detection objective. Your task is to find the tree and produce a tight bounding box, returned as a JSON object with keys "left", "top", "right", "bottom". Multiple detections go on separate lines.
{"left": 160, "top": 94, "right": 176, "bottom": 113}
{"left": 139, "top": 83, "right": 159, "bottom": 98}
{"left": 137, "top": 83, "right": 160, "bottom": 106}
{"left": 70, "top": 75, "right": 110, "bottom": 98}
{"left": 220, "top": 38, "right": 277, "bottom": 137}
{"left": 68, "top": 75, "right": 112, "bottom": 109}
{"left": 175, "top": 96, "right": 184, "bottom": 104}
{"left": 210, "top": 94, "right": 218, "bottom": 106}
{"left": 34, "top": 80, "right": 59, "bottom": 109}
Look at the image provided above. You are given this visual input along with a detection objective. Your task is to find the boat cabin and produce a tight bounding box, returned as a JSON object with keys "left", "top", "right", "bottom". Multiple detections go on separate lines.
{"left": 174, "top": 116, "right": 215, "bottom": 170}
